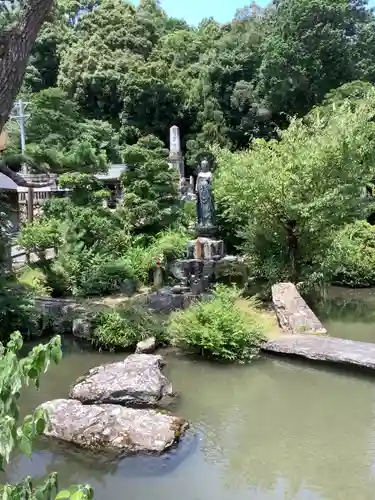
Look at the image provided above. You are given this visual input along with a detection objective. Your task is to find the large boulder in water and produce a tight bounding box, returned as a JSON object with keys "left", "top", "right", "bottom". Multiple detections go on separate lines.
{"left": 69, "top": 354, "right": 174, "bottom": 407}
{"left": 39, "top": 399, "right": 188, "bottom": 455}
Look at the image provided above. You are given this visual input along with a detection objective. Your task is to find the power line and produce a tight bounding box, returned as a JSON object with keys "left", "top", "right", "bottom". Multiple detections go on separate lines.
{"left": 10, "top": 99, "right": 30, "bottom": 166}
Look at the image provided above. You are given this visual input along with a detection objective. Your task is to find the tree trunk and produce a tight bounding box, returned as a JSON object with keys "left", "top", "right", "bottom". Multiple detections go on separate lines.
{"left": 0, "top": 0, "right": 54, "bottom": 134}
{"left": 285, "top": 220, "right": 299, "bottom": 282}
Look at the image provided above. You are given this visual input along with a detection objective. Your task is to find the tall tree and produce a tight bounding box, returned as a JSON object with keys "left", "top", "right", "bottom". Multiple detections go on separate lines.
{"left": 214, "top": 87, "right": 375, "bottom": 288}
{"left": 0, "top": 0, "right": 54, "bottom": 133}
{"left": 121, "top": 135, "right": 181, "bottom": 235}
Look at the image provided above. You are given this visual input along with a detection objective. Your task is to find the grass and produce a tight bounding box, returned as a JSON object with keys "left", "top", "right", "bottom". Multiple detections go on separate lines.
{"left": 235, "top": 298, "right": 281, "bottom": 340}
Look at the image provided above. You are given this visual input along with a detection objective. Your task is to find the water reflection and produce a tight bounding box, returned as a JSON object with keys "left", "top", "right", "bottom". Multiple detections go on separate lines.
{"left": 312, "top": 287, "right": 375, "bottom": 342}
{"left": 166, "top": 355, "right": 375, "bottom": 500}
{"left": 3, "top": 338, "right": 375, "bottom": 499}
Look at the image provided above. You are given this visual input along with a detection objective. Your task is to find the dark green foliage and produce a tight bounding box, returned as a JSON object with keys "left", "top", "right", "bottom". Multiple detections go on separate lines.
{"left": 167, "top": 285, "right": 267, "bottom": 363}
{"left": 17, "top": 266, "right": 52, "bottom": 296}
{"left": 0, "top": 280, "right": 39, "bottom": 342}
{"left": 77, "top": 259, "right": 136, "bottom": 297}
{"left": 5, "top": 0, "right": 375, "bottom": 173}
{"left": 122, "top": 228, "right": 189, "bottom": 284}
{"left": 121, "top": 135, "right": 181, "bottom": 235}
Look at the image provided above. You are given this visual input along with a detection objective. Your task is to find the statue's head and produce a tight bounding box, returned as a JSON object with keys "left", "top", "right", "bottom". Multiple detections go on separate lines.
{"left": 201, "top": 159, "right": 209, "bottom": 172}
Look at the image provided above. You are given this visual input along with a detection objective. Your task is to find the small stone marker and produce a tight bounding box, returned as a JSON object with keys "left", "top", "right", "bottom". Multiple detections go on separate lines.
{"left": 153, "top": 265, "right": 163, "bottom": 289}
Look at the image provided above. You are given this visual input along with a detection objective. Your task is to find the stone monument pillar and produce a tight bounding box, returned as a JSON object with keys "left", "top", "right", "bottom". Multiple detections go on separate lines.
{"left": 169, "top": 125, "right": 184, "bottom": 180}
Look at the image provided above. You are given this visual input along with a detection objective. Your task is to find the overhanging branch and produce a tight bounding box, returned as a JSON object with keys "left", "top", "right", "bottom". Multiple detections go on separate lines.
{"left": 0, "top": 161, "right": 53, "bottom": 187}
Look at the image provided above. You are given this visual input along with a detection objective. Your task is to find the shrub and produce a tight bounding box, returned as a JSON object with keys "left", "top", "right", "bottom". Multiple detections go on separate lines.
{"left": 17, "top": 266, "right": 52, "bottom": 296}
{"left": 0, "top": 280, "right": 39, "bottom": 342}
{"left": 92, "top": 311, "right": 134, "bottom": 350}
{"left": 43, "top": 261, "right": 70, "bottom": 297}
{"left": 148, "top": 228, "right": 189, "bottom": 262}
{"left": 120, "top": 229, "right": 189, "bottom": 286}
{"left": 123, "top": 243, "right": 153, "bottom": 284}
{"left": 55, "top": 231, "right": 136, "bottom": 297}
{"left": 167, "top": 285, "right": 267, "bottom": 363}
{"left": 17, "top": 219, "right": 62, "bottom": 260}
{"left": 325, "top": 221, "right": 375, "bottom": 287}
{"left": 79, "top": 259, "right": 136, "bottom": 296}
{"left": 91, "top": 303, "right": 167, "bottom": 351}
{"left": 121, "top": 135, "right": 181, "bottom": 235}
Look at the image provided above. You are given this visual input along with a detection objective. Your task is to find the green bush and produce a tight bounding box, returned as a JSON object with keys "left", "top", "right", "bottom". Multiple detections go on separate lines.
{"left": 0, "top": 280, "right": 39, "bottom": 341}
{"left": 79, "top": 259, "right": 136, "bottom": 296}
{"left": 122, "top": 228, "right": 189, "bottom": 285}
{"left": 91, "top": 303, "right": 167, "bottom": 351}
{"left": 123, "top": 243, "right": 154, "bottom": 283}
{"left": 148, "top": 228, "right": 189, "bottom": 261}
{"left": 177, "top": 200, "right": 196, "bottom": 229}
{"left": 17, "top": 266, "right": 52, "bottom": 296}
{"left": 92, "top": 311, "right": 135, "bottom": 350}
{"left": 44, "top": 261, "right": 70, "bottom": 297}
{"left": 17, "top": 219, "right": 62, "bottom": 260}
{"left": 325, "top": 221, "right": 375, "bottom": 287}
{"left": 54, "top": 233, "right": 136, "bottom": 297}
{"left": 167, "top": 285, "right": 267, "bottom": 363}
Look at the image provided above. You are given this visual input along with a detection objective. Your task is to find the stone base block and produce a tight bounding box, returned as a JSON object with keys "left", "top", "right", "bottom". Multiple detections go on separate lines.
{"left": 187, "top": 237, "right": 224, "bottom": 260}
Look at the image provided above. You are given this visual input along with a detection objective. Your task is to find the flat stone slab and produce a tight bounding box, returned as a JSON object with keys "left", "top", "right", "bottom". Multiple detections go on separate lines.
{"left": 272, "top": 282, "right": 326, "bottom": 335}
{"left": 263, "top": 335, "right": 375, "bottom": 370}
{"left": 40, "top": 399, "right": 188, "bottom": 456}
{"left": 69, "top": 354, "right": 174, "bottom": 407}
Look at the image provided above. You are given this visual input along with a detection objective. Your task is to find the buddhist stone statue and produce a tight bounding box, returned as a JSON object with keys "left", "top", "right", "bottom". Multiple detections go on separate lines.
{"left": 196, "top": 158, "right": 216, "bottom": 232}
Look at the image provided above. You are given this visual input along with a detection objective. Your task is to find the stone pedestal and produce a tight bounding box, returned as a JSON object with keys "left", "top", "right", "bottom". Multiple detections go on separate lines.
{"left": 187, "top": 237, "right": 224, "bottom": 260}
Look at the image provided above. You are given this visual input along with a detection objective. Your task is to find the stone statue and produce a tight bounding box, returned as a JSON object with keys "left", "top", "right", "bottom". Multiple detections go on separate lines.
{"left": 196, "top": 157, "right": 216, "bottom": 231}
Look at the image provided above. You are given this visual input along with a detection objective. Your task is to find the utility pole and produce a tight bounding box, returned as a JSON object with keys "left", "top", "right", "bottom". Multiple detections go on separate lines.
{"left": 10, "top": 99, "right": 34, "bottom": 223}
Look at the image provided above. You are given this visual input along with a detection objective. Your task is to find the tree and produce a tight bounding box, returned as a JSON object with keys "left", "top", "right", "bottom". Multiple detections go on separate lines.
{"left": 121, "top": 135, "right": 181, "bottom": 235}
{"left": 0, "top": 0, "right": 55, "bottom": 134}
{"left": 214, "top": 87, "right": 375, "bottom": 289}
{"left": 3, "top": 0, "right": 375, "bottom": 189}
{"left": 0, "top": 331, "right": 93, "bottom": 499}
{"left": 255, "top": 0, "right": 370, "bottom": 119}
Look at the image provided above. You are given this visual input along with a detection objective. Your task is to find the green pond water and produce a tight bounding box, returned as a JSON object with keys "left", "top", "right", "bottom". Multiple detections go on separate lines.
{"left": 4, "top": 290, "right": 375, "bottom": 500}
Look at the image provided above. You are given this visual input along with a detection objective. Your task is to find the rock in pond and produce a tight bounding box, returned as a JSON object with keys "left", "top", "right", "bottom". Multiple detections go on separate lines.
{"left": 39, "top": 399, "right": 188, "bottom": 455}
{"left": 70, "top": 354, "right": 174, "bottom": 407}
{"left": 136, "top": 337, "right": 157, "bottom": 354}
{"left": 272, "top": 282, "right": 327, "bottom": 335}
{"left": 72, "top": 317, "right": 92, "bottom": 340}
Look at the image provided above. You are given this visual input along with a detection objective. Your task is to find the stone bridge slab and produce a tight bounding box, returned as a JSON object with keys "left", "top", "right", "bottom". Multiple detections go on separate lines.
{"left": 263, "top": 335, "right": 375, "bottom": 370}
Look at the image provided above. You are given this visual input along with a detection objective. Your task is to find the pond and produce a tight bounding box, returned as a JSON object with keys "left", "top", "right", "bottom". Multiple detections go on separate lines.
{"left": 4, "top": 293, "right": 375, "bottom": 500}
{"left": 315, "top": 286, "right": 375, "bottom": 343}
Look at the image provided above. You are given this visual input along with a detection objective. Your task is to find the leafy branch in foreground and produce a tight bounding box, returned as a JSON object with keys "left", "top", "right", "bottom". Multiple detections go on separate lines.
{"left": 0, "top": 331, "right": 93, "bottom": 500}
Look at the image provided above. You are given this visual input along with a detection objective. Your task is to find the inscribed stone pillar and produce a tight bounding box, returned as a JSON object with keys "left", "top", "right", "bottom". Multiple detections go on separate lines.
{"left": 169, "top": 125, "right": 184, "bottom": 179}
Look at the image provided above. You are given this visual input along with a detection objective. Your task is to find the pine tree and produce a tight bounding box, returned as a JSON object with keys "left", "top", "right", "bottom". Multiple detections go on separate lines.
{"left": 121, "top": 135, "right": 181, "bottom": 235}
